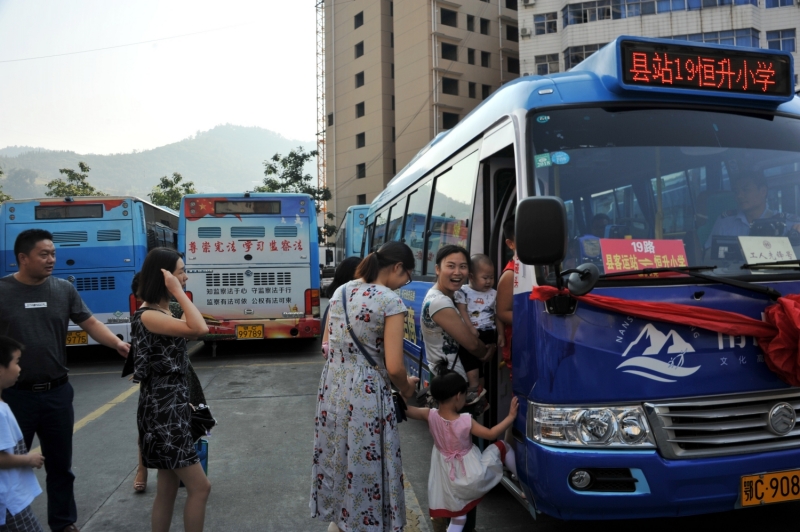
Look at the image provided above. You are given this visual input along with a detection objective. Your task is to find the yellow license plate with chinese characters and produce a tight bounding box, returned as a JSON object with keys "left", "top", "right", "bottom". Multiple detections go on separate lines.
{"left": 65, "top": 331, "right": 88, "bottom": 345}
{"left": 236, "top": 324, "right": 264, "bottom": 340}
{"left": 740, "top": 469, "right": 800, "bottom": 507}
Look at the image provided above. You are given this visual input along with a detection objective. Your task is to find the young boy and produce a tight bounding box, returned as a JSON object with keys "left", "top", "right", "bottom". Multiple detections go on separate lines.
{"left": 0, "top": 336, "right": 45, "bottom": 532}
{"left": 455, "top": 254, "right": 504, "bottom": 405}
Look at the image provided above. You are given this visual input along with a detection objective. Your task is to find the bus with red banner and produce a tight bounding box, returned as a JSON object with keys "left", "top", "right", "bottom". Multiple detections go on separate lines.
{"left": 0, "top": 196, "right": 178, "bottom": 346}
{"left": 178, "top": 193, "right": 321, "bottom": 343}
{"left": 368, "top": 35, "right": 800, "bottom": 521}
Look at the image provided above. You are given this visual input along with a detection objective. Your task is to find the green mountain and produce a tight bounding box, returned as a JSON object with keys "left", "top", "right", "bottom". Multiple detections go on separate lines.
{"left": 0, "top": 125, "right": 316, "bottom": 200}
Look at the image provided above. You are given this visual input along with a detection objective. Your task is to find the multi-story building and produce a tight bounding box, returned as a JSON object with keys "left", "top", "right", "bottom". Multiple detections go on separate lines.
{"left": 517, "top": 0, "right": 799, "bottom": 80}
{"left": 325, "top": 0, "right": 520, "bottom": 227}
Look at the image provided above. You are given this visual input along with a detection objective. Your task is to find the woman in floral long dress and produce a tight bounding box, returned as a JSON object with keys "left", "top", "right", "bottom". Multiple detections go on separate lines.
{"left": 311, "top": 241, "right": 419, "bottom": 532}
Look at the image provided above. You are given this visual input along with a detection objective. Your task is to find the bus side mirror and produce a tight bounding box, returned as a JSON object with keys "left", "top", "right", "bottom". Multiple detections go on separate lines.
{"left": 515, "top": 197, "right": 568, "bottom": 265}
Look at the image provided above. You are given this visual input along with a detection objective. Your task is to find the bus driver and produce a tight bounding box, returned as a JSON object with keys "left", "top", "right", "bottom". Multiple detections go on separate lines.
{"left": 704, "top": 175, "right": 800, "bottom": 251}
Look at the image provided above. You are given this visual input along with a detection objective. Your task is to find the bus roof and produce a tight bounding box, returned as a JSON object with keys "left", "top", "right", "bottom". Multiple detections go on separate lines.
{"left": 373, "top": 36, "right": 800, "bottom": 216}
{"left": 181, "top": 193, "right": 314, "bottom": 200}
{"left": 3, "top": 195, "right": 169, "bottom": 211}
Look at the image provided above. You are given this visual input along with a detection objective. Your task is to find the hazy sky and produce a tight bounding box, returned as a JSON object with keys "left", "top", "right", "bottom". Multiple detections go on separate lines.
{"left": 0, "top": 1, "right": 317, "bottom": 154}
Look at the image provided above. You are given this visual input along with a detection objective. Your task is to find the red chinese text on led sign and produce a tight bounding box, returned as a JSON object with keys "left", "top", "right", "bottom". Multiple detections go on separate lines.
{"left": 621, "top": 42, "right": 792, "bottom": 97}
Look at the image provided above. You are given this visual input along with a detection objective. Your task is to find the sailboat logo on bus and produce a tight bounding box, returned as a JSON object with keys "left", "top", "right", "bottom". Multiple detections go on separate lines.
{"left": 617, "top": 323, "right": 700, "bottom": 383}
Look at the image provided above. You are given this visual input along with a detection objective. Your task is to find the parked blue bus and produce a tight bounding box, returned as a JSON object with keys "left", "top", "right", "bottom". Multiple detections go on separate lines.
{"left": 0, "top": 196, "right": 178, "bottom": 345}
{"left": 368, "top": 36, "right": 800, "bottom": 520}
{"left": 179, "top": 193, "right": 321, "bottom": 341}
{"left": 334, "top": 205, "right": 368, "bottom": 264}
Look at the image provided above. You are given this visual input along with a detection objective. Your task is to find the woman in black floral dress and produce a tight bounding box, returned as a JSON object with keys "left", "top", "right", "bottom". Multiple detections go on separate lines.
{"left": 132, "top": 248, "right": 210, "bottom": 532}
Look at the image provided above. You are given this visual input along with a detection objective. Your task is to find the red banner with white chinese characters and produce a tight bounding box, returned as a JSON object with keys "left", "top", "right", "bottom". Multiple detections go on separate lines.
{"left": 600, "top": 239, "right": 688, "bottom": 273}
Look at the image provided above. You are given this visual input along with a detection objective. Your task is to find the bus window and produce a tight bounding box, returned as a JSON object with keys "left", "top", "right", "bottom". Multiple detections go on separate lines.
{"left": 405, "top": 181, "right": 433, "bottom": 275}
{"left": 425, "top": 152, "right": 479, "bottom": 274}
{"left": 372, "top": 211, "right": 388, "bottom": 251}
{"left": 386, "top": 200, "right": 405, "bottom": 243}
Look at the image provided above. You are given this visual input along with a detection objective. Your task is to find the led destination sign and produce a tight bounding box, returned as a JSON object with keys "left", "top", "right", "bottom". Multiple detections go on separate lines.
{"left": 620, "top": 40, "right": 793, "bottom": 98}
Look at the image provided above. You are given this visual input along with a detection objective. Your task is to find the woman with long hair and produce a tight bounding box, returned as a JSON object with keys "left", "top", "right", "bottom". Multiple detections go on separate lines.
{"left": 311, "top": 241, "right": 419, "bottom": 532}
{"left": 132, "top": 248, "right": 210, "bottom": 532}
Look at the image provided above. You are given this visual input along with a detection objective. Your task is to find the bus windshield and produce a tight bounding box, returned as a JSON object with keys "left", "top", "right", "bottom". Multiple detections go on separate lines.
{"left": 529, "top": 106, "right": 800, "bottom": 281}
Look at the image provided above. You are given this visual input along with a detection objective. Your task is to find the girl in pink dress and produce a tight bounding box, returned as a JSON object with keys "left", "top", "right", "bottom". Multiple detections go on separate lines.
{"left": 406, "top": 362, "right": 519, "bottom": 532}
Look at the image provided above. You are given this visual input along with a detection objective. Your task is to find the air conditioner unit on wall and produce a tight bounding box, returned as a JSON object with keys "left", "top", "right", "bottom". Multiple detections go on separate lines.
{"left": 523, "top": 0, "right": 535, "bottom": 5}
{"left": 520, "top": 27, "right": 532, "bottom": 36}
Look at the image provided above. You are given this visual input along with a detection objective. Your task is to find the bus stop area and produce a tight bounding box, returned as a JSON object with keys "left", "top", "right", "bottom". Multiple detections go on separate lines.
{"left": 42, "top": 336, "right": 800, "bottom": 532}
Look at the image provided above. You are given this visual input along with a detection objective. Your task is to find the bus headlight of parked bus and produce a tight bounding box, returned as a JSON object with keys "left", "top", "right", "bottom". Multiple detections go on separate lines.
{"left": 527, "top": 402, "right": 656, "bottom": 448}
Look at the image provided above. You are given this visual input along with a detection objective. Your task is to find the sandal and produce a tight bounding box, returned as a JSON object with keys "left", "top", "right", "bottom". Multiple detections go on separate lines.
{"left": 133, "top": 467, "right": 147, "bottom": 493}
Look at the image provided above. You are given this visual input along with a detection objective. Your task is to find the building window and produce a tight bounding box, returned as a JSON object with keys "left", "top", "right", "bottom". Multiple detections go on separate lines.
{"left": 356, "top": 133, "right": 366, "bottom": 149}
{"left": 393, "top": 159, "right": 397, "bottom": 174}
{"left": 392, "top": 127, "right": 396, "bottom": 142}
{"left": 355, "top": 41, "right": 364, "bottom": 58}
{"left": 467, "top": 15, "right": 475, "bottom": 31}
{"left": 468, "top": 48, "right": 475, "bottom": 64}
{"left": 390, "top": 1, "right": 393, "bottom": 16}
{"left": 507, "top": 56, "right": 520, "bottom": 74}
{"left": 480, "top": 18, "right": 490, "bottom": 35}
{"left": 354, "top": 11, "right": 364, "bottom": 28}
{"left": 442, "top": 42, "right": 458, "bottom": 61}
{"left": 355, "top": 71, "right": 365, "bottom": 88}
{"left": 506, "top": 0, "right": 518, "bottom": 8}
{"left": 391, "top": 32, "right": 394, "bottom": 47}
{"left": 357, "top": 194, "right": 367, "bottom": 205}
{"left": 356, "top": 102, "right": 365, "bottom": 118}
{"left": 564, "top": 43, "right": 605, "bottom": 70}
{"left": 506, "top": 26, "right": 519, "bottom": 42}
{"left": 672, "top": 28, "right": 760, "bottom": 48}
{"left": 468, "top": 82, "right": 477, "bottom": 98}
{"left": 442, "top": 112, "right": 460, "bottom": 129}
{"left": 392, "top": 95, "right": 395, "bottom": 110}
{"left": 767, "top": 29, "right": 795, "bottom": 51}
{"left": 327, "top": 113, "right": 334, "bottom": 126}
{"left": 441, "top": 8, "right": 458, "bottom": 27}
{"left": 442, "top": 77, "right": 459, "bottom": 95}
{"left": 482, "top": 84, "right": 491, "bottom": 99}
{"left": 481, "top": 51, "right": 490, "bottom": 68}
{"left": 766, "top": 0, "right": 793, "bottom": 7}
{"left": 391, "top": 63, "right": 394, "bottom": 78}
{"left": 357, "top": 163, "right": 366, "bottom": 179}
{"left": 535, "top": 13, "right": 558, "bottom": 34}
{"left": 563, "top": 0, "right": 757, "bottom": 25}
{"left": 535, "top": 54, "right": 560, "bottom": 75}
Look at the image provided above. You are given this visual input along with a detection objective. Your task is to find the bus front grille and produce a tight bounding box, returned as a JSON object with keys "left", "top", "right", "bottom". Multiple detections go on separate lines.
{"left": 74, "top": 276, "right": 116, "bottom": 291}
{"left": 646, "top": 391, "right": 800, "bottom": 459}
{"left": 253, "top": 272, "right": 291, "bottom": 286}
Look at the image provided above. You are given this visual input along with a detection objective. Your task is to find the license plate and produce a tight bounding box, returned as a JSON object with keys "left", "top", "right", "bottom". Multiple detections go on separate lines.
{"left": 66, "top": 331, "right": 88, "bottom": 345}
{"left": 740, "top": 469, "right": 800, "bottom": 507}
{"left": 236, "top": 324, "right": 264, "bottom": 340}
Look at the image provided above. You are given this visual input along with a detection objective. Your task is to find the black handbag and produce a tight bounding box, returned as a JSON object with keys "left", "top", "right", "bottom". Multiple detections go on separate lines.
{"left": 190, "top": 403, "right": 217, "bottom": 442}
{"left": 340, "top": 285, "right": 408, "bottom": 423}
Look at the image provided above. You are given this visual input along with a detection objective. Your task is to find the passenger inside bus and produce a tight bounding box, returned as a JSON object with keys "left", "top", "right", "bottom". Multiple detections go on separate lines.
{"left": 590, "top": 213, "right": 611, "bottom": 238}
{"left": 704, "top": 175, "right": 800, "bottom": 251}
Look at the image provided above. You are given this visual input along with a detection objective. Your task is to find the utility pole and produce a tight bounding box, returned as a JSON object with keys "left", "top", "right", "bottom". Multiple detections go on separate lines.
{"left": 316, "top": 0, "right": 327, "bottom": 243}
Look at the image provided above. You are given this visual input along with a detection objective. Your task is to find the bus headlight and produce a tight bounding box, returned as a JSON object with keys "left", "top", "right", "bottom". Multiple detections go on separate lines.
{"left": 527, "top": 403, "right": 655, "bottom": 448}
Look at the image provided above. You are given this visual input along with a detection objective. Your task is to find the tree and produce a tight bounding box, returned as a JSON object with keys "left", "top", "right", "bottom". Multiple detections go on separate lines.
{"left": 254, "top": 147, "right": 335, "bottom": 241}
{"left": 148, "top": 172, "right": 197, "bottom": 210}
{"left": 0, "top": 168, "right": 10, "bottom": 204}
{"left": 45, "top": 162, "right": 106, "bottom": 197}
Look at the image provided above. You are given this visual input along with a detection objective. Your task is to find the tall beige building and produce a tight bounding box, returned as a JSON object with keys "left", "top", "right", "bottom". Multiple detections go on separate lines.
{"left": 325, "top": 0, "right": 520, "bottom": 226}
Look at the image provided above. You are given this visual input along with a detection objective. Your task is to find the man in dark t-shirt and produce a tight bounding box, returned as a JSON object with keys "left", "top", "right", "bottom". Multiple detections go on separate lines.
{"left": 0, "top": 229, "right": 129, "bottom": 532}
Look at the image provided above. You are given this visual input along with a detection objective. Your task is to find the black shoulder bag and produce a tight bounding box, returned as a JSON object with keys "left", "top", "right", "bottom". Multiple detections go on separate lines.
{"left": 340, "top": 285, "right": 407, "bottom": 423}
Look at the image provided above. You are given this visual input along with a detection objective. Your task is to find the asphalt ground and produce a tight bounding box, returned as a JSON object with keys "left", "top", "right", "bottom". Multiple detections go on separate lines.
{"left": 20, "top": 330, "right": 800, "bottom": 531}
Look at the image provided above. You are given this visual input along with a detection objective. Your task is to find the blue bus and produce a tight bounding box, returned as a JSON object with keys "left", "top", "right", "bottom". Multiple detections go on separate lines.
{"left": 334, "top": 205, "right": 368, "bottom": 264}
{"left": 368, "top": 36, "right": 800, "bottom": 520}
{"left": 179, "top": 193, "right": 321, "bottom": 341}
{"left": 0, "top": 196, "right": 178, "bottom": 345}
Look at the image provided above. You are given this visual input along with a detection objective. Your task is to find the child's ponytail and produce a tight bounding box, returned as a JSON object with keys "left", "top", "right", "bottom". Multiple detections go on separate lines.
{"left": 430, "top": 360, "right": 468, "bottom": 402}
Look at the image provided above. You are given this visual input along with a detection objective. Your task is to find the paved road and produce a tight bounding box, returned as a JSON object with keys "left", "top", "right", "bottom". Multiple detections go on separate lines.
{"left": 24, "top": 338, "right": 800, "bottom": 531}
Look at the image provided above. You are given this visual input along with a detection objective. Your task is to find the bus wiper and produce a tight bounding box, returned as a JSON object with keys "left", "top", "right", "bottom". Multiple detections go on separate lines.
{"left": 741, "top": 260, "right": 800, "bottom": 270}
{"left": 600, "top": 265, "right": 781, "bottom": 300}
